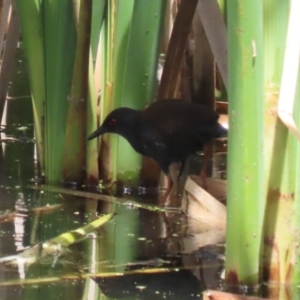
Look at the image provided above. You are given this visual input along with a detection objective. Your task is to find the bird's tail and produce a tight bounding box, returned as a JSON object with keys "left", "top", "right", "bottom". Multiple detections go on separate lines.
{"left": 215, "top": 123, "right": 228, "bottom": 137}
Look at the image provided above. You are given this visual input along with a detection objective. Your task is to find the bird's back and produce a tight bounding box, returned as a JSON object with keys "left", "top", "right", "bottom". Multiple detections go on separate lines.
{"left": 138, "top": 99, "right": 223, "bottom": 173}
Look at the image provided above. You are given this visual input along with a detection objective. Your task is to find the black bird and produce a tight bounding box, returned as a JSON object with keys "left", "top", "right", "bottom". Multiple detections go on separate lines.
{"left": 88, "top": 99, "right": 227, "bottom": 201}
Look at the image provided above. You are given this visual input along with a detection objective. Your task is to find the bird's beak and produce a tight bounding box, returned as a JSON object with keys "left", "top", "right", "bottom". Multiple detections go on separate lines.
{"left": 87, "top": 126, "right": 107, "bottom": 141}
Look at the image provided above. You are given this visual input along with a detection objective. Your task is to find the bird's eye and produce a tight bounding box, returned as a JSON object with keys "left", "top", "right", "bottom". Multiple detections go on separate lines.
{"left": 108, "top": 118, "right": 117, "bottom": 126}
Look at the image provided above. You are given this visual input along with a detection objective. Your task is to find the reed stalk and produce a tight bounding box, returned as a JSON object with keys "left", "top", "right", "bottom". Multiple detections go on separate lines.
{"left": 0, "top": 3, "right": 20, "bottom": 118}
{"left": 14, "top": 0, "right": 46, "bottom": 174}
{"left": 97, "top": 0, "right": 117, "bottom": 187}
{"left": 116, "top": 0, "right": 167, "bottom": 185}
{"left": 86, "top": 0, "right": 107, "bottom": 185}
{"left": 43, "top": 0, "right": 77, "bottom": 183}
{"left": 62, "top": 0, "right": 92, "bottom": 184}
{"left": 157, "top": 0, "right": 197, "bottom": 100}
{"left": 262, "top": 0, "right": 300, "bottom": 292}
{"left": 225, "top": 0, "right": 264, "bottom": 286}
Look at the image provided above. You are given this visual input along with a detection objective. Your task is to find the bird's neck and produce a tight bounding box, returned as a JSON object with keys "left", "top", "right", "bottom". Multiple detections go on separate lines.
{"left": 119, "top": 128, "right": 143, "bottom": 154}
{"left": 116, "top": 111, "right": 144, "bottom": 154}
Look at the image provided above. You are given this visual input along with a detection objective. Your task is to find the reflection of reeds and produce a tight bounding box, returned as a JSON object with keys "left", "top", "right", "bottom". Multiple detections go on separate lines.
{"left": 30, "top": 184, "right": 170, "bottom": 211}
{"left": 0, "top": 204, "right": 63, "bottom": 223}
{"left": 0, "top": 213, "right": 114, "bottom": 263}
{"left": 0, "top": 263, "right": 218, "bottom": 287}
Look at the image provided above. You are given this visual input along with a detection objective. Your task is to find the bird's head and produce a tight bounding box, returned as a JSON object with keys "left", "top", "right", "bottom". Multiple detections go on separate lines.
{"left": 87, "top": 107, "right": 140, "bottom": 141}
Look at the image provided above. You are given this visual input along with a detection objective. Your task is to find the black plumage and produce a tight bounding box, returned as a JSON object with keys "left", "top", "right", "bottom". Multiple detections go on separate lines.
{"left": 88, "top": 99, "right": 227, "bottom": 177}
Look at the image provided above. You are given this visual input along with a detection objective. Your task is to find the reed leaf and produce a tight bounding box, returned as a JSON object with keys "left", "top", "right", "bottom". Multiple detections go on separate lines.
{"left": 116, "top": 0, "right": 167, "bottom": 185}
{"left": 14, "top": 0, "right": 46, "bottom": 173}
{"left": 292, "top": 63, "right": 300, "bottom": 284}
{"left": 90, "top": 0, "right": 106, "bottom": 61}
{"left": 43, "top": 0, "right": 77, "bottom": 183}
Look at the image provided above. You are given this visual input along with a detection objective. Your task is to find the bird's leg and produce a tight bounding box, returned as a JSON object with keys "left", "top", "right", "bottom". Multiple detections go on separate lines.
{"left": 178, "top": 160, "right": 186, "bottom": 179}
{"left": 162, "top": 160, "right": 192, "bottom": 207}
{"left": 200, "top": 141, "right": 213, "bottom": 190}
{"left": 159, "top": 163, "right": 183, "bottom": 206}
{"left": 159, "top": 173, "right": 173, "bottom": 206}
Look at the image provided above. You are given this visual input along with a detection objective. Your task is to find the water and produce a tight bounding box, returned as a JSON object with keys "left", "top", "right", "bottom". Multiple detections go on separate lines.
{"left": 0, "top": 136, "right": 225, "bottom": 299}
{"left": 2, "top": 96, "right": 299, "bottom": 299}
{"left": 0, "top": 103, "right": 226, "bottom": 299}
{"left": 2, "top": 124, "right": 300, "bottom": 299}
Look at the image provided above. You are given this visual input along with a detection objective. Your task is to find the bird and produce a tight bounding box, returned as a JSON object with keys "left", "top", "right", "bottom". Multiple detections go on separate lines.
{"left": 88, "top": 99, "right": 227, "bottom": 204}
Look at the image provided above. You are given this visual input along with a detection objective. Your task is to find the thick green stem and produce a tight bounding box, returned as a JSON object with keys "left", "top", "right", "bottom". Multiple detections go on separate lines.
{"left": 116, "top": 0, "right": 167, "bottom": 185}
{"left": 262, "top": 0, "right": 300, "bottom": 288}
{"left": 63, "top": 0, "right": 92, "bottom": 183}
{"left": 14, "top": 0, "right": 45, "bottom": 174}
{"left": 226, "top": 0, "right": 264, "bottom": 286}
{"left": 44, "top": 0, "right": 77, "bottom": 183}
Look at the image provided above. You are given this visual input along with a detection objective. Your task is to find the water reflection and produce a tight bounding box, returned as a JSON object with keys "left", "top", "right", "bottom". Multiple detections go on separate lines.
{"left": 2, "top": 136, "right": 298, "bottom": 299}
{"left": 0, "top": 120, "right": 228, "bottom": 300}
{"left": 93, "top": 267, "right": 200, "bottom": 299}
{"left": 0, "top": 160, "right": 224, "bottom": 300}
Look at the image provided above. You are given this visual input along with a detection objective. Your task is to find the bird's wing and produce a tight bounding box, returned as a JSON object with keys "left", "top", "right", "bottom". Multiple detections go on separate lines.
{"left": 138, "top": 125, "right": 171, "bottom": 174}
{"left": 146, "top": 116, "right": 209, "bottom": 144}
{"left": 140, "top": 125, "right": 168, "bottom": 151}
{"left": 143, "top": 100, "right": 220, "bottom": 141}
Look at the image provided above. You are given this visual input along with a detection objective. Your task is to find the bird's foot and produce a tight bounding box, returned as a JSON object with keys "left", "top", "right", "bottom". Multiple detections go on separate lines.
{"left": 159, "top": 187, "right": 182, "bottom": 207}
{"left": 159, "top": 188, "right": 170, "bottom": 206}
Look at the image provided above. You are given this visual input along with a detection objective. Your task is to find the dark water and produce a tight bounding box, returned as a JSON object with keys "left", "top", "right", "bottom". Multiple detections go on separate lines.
{"left": 0, "top": 130, "right": 225, "bottom": 300}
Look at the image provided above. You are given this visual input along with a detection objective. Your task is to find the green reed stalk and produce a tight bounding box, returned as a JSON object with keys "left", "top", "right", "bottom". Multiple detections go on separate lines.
{"left": 262, "top": 0, "right": 300, "bottom": 290}
{"left": 62, "top": 0, "right": 92, "bottom": 183}
{"left": 116, "top": 0, "right": 167, "bottom": 185}
{"left": 225, "top": 0, "right": 264, "bottom": 286}
{"left": 14, "top": 0, "right": 45, "bottom": 174}
{"left": 43, "top": 0, "right": 77, "bottom": 183}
